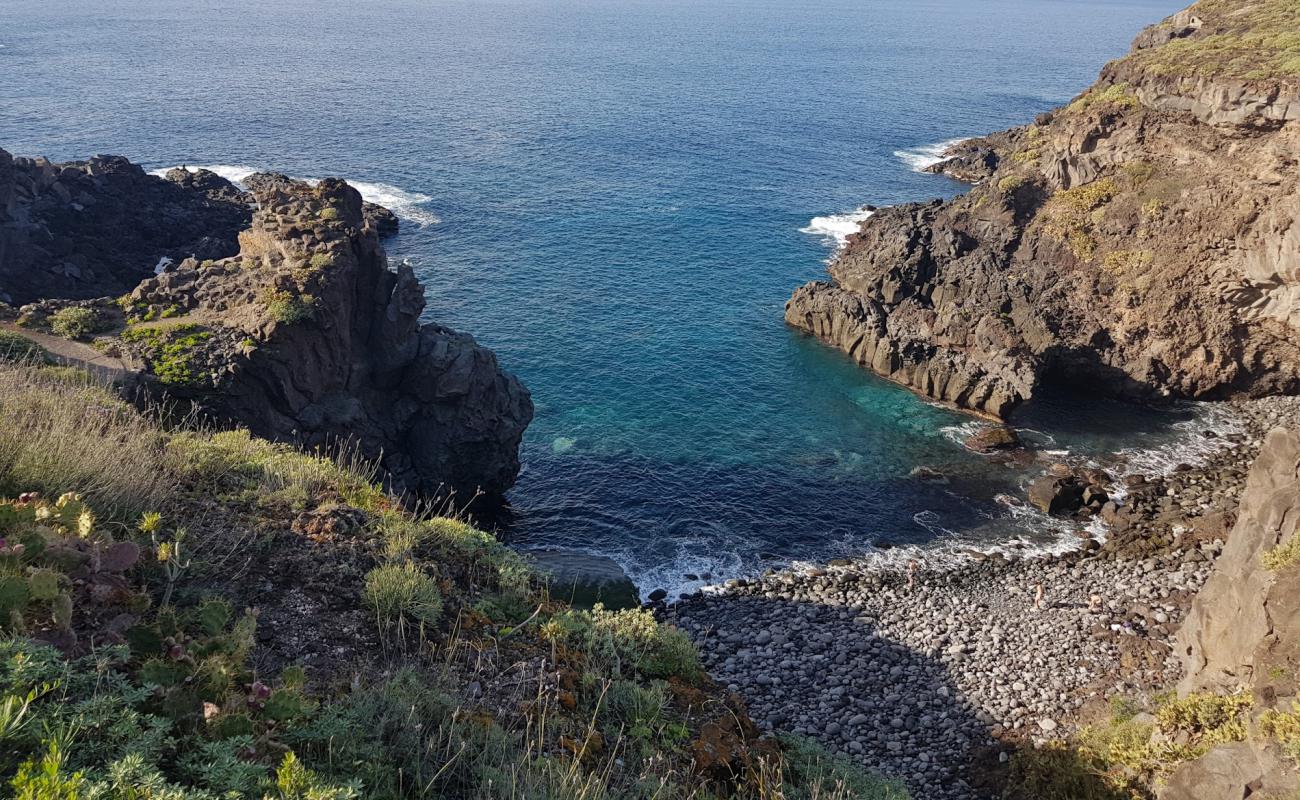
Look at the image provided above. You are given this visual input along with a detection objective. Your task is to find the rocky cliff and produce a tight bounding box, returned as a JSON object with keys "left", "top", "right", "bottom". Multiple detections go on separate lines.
{"left": 0, "top": 150, "right": 532, "bottom": 503}
{"left": 0, "top": 150, "right": 250, "bottom": 305}
{"left": 787, "top": 0, "right": 1300, "bottom": 417}
{"left": 1157, "top": 426, "right": 1300, "bottom": 799}
{"left": 122, "top": 175, "right": 533, "bottom": 503}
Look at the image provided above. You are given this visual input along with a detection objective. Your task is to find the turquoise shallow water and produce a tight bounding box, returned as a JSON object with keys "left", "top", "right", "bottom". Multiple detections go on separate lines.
{"left": 3, "top": 0, "right": 1192, "bottom": 595}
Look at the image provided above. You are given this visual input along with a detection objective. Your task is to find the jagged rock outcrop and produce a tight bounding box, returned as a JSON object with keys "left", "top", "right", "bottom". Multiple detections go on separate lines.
{"left": 1178, "top": 427, "right": 1300, "bottom": 692}
{"left": 787, "top": 0, "right": 1300, "bottom": 417}
{"left": 1158, "top": 426, "right": 1300, "bottom": 800}
{"left": 0, "top": 149, "right": 250, "bottom": 304}
{"left": 122, "top": 176, "right": 532, "bottom": 502}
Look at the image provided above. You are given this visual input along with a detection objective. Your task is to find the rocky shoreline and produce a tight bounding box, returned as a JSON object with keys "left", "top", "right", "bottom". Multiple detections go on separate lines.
{"left": 671, "top": 394, "right": 1300, "bottom": 798}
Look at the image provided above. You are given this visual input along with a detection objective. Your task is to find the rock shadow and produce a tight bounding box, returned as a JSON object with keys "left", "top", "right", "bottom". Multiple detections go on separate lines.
{"left": 673, "top": 592, "right": 1007, "bottom": 800}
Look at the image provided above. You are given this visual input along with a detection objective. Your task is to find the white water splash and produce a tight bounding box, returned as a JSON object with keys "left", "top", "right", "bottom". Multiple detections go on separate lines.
{"left": 800, "top": 206, "right": 875, "bottom": 249}
{"left": 892, "top": 137, "right": 970, "bottom": 172}
{"left": 149, "top": 164, "right": 440, "bottom": 226}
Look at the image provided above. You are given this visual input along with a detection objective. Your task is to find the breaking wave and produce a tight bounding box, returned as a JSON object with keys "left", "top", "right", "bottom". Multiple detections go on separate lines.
{"left": 892, "top": 137, "right": 969, "bottom": 172}
{"left": 148, "top": 164, "right": 439, "bottom": 226}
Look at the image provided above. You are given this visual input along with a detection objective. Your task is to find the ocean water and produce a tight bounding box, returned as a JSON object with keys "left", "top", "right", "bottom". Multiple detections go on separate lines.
{"left": 2, "top": 0, "right": 1193, "bottom": 597}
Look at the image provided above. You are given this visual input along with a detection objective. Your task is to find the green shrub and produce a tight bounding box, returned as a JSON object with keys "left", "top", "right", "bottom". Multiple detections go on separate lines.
{"left": 1067, "top": 82, "right": 1139, "bottom": 114}
{"left": 775, "top": 734, "right": 910, "bottom": 800}
{"left": 286, "top": 669, "right": 525, "bottom": 799}
{"left": 607, "top": 679, "right": 666, "bottom": 740}
{"left": 119, "top": 324, "right": 212, "bottom": 387}
{"left": 998, "top": 175, "right": 1026, "bottom": 194}
{"left": 1263, "top": 534, "right": 1300, "bottom": 570}
{"left": 1043, "top": 177, "right": 1119, "bottom": 261}
{"left": 167, "top": 429, "right": 385, "bottom": 512}
{"left": 264, "top": 289, "right": 317, "bottom": 325}
{"left": 545, "top": 604, "right": 702, "bottom": 683}
{"left": 49, "top": 308, "right": 98, "bottom": 340}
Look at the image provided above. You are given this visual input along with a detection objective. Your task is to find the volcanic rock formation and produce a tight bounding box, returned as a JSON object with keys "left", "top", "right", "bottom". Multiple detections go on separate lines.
{"left": 786, "top": 2, "right": 1300, "bottom": 417}
{"left": 1159, "top": 426, "right": 1300, "bottom": 800}
{"left": 122, "top": 175, "right": 532, "bottom": 502}
{"left": 0, "top": 151, "right": 250, "bottom": 304}
{"left": 0, "top": 149, "right": 532, "bottom": 502}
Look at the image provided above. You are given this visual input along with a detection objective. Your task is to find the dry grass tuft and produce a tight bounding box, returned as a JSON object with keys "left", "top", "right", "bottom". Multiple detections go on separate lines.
{"left": 0, "top": 362, "right": 176, "bottom": 518}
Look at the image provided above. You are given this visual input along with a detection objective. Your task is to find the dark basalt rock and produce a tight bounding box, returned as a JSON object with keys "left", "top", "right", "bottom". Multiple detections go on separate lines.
{"left": 125, "top": 175, "right": 531, "bottom": 503}
{"left": 0, "top": 149, "right": 251, "bottom": 304}
{"left": 244, "top": 171, "right": 398, "bottom": 236}
{"left": 964, "top": 425, "right": 1021, "bottom": 453}
{"left": 1, "top": 148, "right": 529, "bottom": 504}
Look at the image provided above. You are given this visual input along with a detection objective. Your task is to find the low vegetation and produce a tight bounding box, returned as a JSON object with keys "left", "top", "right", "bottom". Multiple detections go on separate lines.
{"left": 1042, "top": 178, "right": 1118, "bottom": 261}
{"left": 0, "top": 357, "right": 901, "bottom": 799}
{"left": 1117, "top": 0, "right": 1300, "bottom": 82}
{"left": 0, "top": 332, "right": 46, "bottom": 364}
{"left": 1066, "top": 83, "right": 1139, "bottom": 115}
{"left": 49, "top": 307, "right": 100, "bottom": 340}
{"left": 1262, "top": 533, "right": 1300, "bottom": 571}
{"left": 119, "top": 323, "right": 214, "bottom": 387}
{"left": 263, "top": 289, "right": 317, "bottom": 325}
{"left": 1003, "top": 690, "right": 1254, "bottom": 799}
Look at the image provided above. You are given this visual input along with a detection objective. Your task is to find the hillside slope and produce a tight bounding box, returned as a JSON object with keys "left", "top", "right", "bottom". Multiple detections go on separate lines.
{"left": 0, "top": 357, "right": 902, "bottom": 800}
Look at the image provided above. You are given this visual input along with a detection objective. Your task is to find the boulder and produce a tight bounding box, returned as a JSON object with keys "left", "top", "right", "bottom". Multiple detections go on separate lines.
{"left": 1027, "top": 475, "right": 1085, "bottom": 516}
{"left": 965, "top": 425, "right": 1021, "bottom": 452}
{"left": 1158, "top": 741, "right": 1293, "bottom": 800}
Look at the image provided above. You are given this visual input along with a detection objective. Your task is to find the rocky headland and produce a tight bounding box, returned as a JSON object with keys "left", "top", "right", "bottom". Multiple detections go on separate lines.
{"left": 0, "top": 151, "right": 532, "bottom": 502}
{"left": 785, "top": 1, "right": 1300, "bottom": 418}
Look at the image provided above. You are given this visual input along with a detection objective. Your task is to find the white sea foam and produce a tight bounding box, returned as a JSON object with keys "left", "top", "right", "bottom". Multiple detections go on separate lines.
{"left": 147, "top": 164, "right": 259, "bottom": 185}
{"left": 940, "top": 420, "right": 986, "bottom": 449}
{"left": 149, "top": 164, "right": 440, "bottom": 226}
{"left": 1105, "top": 403, "right": 1246, "bottom": 500}
{"left": 800, "top": 207, "right": 875, "bottom": 249}
{"left": 892, "top": 137, "right": 970, "bottom": 173}
{"left": 345, "top": 180, "right": 441, "bottom": 226}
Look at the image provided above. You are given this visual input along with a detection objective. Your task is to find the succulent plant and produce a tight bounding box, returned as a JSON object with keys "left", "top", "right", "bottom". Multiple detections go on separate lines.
{"left": 26, "top": 568, "right": 61, "bottom": 602}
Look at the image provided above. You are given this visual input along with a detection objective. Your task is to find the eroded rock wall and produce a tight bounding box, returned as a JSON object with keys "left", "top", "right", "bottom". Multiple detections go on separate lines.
{"left": 1178, "top": 427, "right": 1300, "bottom": 693}
{"left": 1158, "top": 427, "right": 1300, "bottom": 800}
{"left": 787, "top": 1, "right": 1300, "bottom": 417}
{"left": 126, "top": 177, "right": 533, "bottom": 502}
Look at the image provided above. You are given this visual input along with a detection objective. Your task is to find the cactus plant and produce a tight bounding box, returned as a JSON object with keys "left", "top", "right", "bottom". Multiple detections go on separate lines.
{"left": 0, "top": 576, "right": 29, "bottom": 622}
{"left": 27, "top": 568, "right": 60, "bottom": 602}
{"left": 51, "top": 593, "right": 73, "bottom": 630}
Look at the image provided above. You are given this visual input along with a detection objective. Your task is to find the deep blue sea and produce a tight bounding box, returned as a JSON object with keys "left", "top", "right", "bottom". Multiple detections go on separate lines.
{"left": 3, "top": 0, "right": 1198, "bottom": 597}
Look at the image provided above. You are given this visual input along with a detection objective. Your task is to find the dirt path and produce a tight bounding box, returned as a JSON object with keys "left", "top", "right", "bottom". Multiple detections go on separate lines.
{"left": 0, "top": 322, "right": 134, "bottom": 383}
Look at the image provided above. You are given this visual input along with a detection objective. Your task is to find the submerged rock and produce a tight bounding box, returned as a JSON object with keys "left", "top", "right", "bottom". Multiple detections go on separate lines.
{"left": 965, "top": 425, "right": 1021, "bottom": 453}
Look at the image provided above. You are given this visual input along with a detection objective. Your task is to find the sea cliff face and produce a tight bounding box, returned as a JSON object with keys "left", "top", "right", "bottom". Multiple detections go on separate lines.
{"left": 786, "top": 0, "right": 1300, "bottom": 417}
{"left": 0, "top": 152, "right": 533, "bottom": 503}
